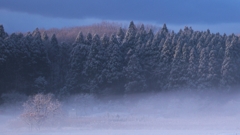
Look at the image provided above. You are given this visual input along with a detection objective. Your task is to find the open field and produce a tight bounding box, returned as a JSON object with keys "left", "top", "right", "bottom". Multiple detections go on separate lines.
{"left": 1, "top": 91, "right": 240, "bottom": 135}
{"left": 1, "top": 113, "right": 240, "bottom": 135}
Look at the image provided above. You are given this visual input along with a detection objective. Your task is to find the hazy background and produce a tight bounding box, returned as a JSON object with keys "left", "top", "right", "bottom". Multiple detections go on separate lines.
{"left": 0, "top": 0, "right": 240, "bottom": 34}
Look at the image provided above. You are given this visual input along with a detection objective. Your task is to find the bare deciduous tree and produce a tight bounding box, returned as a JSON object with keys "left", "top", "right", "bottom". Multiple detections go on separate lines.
{"left": 21, "top": 93, "right": 62, "bottom": 129}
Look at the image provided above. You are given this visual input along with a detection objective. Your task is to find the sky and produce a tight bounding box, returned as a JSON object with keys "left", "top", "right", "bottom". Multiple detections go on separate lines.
{"left": 0, "top": 0, "right": 240, "bottom": 34}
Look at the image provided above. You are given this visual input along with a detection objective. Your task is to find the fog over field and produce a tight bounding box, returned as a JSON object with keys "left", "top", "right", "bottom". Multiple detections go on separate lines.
{"left": 1, "top": 90, "right": 240, "bottom": 135}
{"left": 1, "top": 0, "right": 240, "bottom": 135}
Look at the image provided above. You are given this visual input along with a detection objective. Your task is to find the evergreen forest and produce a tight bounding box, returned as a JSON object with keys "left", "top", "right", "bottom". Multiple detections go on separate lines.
{"left": 1, "top": 21, "right": 240, "bottom": 98}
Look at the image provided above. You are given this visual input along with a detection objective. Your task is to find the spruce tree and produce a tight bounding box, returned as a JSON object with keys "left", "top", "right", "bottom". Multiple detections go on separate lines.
{"left": 124, "top": 54, "right": 146, "bottom": 93}
{"left": 83, "top": 34, "right": 107, "bottom": 93}
{"left": 135, "top": 24, "right": 147, "bottom": 46}
{"left": 41, "top": 31, "right": 49, "bottom": 41}
{"left": 187, "top": 47, "right": 198, "bottom": 88}
{"left": 58, "top": 42, "right": 70, "bottom": 91}
{"left": 168, "top": 41, "right": 184, "bottom": 89}
{"left": 0, "top": 25, "right": 7, "bottom": 39}
{"left": 121, "top": 21, "right": 137, "bottom": 54}
{"left": 48, "top": 34, "right": 60, "bottom": 92}
{"left": 207, "top": 50, "right": 221, "bottom": 87}
{"left": 85, "top": 33, "right": 92, "bottom": 45}
{"left": 155, "top": 37, "right": 173, "bottom": 90}
{"left": 197, "top": 48, "right": 209, "bottom": 89}
{"left": 0, "top": 37, "right": 7, "bottom": 93}
{"left": 145, "top": 29, "right": 154, "bottom": 45}
{"left": 103, "top": 35, "right": 124, "bottom": 94}
{"left": 67, "top": 44, "right": 89, "bottom": 93}
{"left": 221, "top": 35, "right": 240, "bottom": 89}
{"left": 29, "top": 28, "right": 50, "bottom": 93}
{"left": 101, "top": 34, "right": 109, "bottom": 48}
{"left": 48, "top": 34, "right": 59, "bottom": 63}
{"left": 73, "top": 31, "right": 84, "bottom": 47}
{"left": 117, "top": 27, "right": 125, "bottom": 44}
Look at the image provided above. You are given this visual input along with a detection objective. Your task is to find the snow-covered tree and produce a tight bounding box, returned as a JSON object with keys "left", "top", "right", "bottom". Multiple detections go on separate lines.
{"left": 21, "top": 93, "right": 62, "bottom": 129}
{"left": 102, "top": 35, "right": 124, "bottom": 94}
{"left": 124, "top": 54, "right": 146, "bottom": 93}
{"left": 73, "top": 31, "right": 84, "bottom": 47}
{"left": 117, "top": 27, "right": 125, "bottom": 44}
{"left": 0, "top": 25, "right": 8, "bottom": 39}
{"left": 168, "top": 41, "right": 184, "bottom": 89}
{"left": 135, "top": 24, "right": 147, "bottom": 46}
{"left": 197, "top": 48, "right": 209, "bottom": 89}
{"left": 221, "top": 35, "right": 240, "bottom": 89}
{"left": 67, "top": 44, "right": 89, "bottom": 93}
{"left": 187, "top": 47, "right": 198, "bottom": 88}
{"left": 83, "top": 34, "right": 107, "bottom": 93}
{"left": 207, "top": 50, "right": 221, "bottom": 87}
{"left": 121, "top": 21, "right": 137, "bottom": 54}
{"left": 85, "top": 32, "right": 92, "bottom": 45}
{"left": 155, "top": 37, "right": 173, "bottom": 90}
{"left": 48, "top": 34, "right": 59, "bottom": 63}
{"left": 145, "top": 29, "right": 154, "bottom": 45}
{"left": 41, "top": 31, "right": 49, "bottom": 41}
{"left": 101, "top": 34, "right": 109, "bottom": 48}
{"left": 58, "top": 42, "right": 70, "bottom": 90}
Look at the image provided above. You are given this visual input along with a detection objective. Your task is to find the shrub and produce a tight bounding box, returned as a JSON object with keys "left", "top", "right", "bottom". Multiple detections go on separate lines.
{"left": 21, "top": 93, "right": 62, "bottom": 129}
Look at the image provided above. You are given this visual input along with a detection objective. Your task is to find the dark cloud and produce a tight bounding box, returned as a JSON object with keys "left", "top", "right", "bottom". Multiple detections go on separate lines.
{"left": 1, "top": 0, "right": 240, "bottom": 24}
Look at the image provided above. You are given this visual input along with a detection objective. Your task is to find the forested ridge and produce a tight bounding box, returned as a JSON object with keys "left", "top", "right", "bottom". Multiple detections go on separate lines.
{"left": 1, "top": 21, "right": 240, "bottom": 97}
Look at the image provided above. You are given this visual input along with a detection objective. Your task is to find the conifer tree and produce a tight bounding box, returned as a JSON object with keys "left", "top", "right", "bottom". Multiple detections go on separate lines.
{"left": 221, "top": 35, "right": 240, "bottom": 88}
{"left": 135, "top": 24, "right": 147, "bottom": 46}
{"left": 0, "top": 25, "right": 7, "bottom": 39}
{"left": 117, "top": 27, "right": 125, "bottom": 44}
{"left": 187, "top": 47, "right": 198, "bottom": 88}
{"left": 0, "top": 37, "right": 7, "bottom": 93}
{"left": 85, "top": 33, "right": 92, "bottom": 45}
{"left": 207, "top": 50, "right": 220, "bottom": 87}
{"left": 83, "top": 34, "right": 107, "bottom": 93}
{"left": 41, "top": 32, "right": 49, "bottom": 41}
{"left": 29, "top": 28, "right": 50, "bottom": 93}
{"left": 48, "top": 34, "right": 60, "bottom": 91}
{"left": 103, "top": 35, "right": 124, "bottom": 94}
{"left": 168, "top": 41, "right": 184, "bottom": 89}
{"left": 58, "top": 42, "right": 70, "bottom": 90}
{"left": 197, "top": 48, "right": 209, "bottom": 89}
{"left": 121, "top": 21, "right": 137, "bottom": 54}
{"left": 73, "top": 31, "right": 84, "bottom": 47}
{"left": 145, "top": 29, "right": 154, "bottom": 45}
{"left": 155, "top": 37, "right": 173, "bottom": 90}
{"left": 151, "top": 31, "right": 161, "bottom": 47}
{"left": 101, "top": 34, "right": 109, "bottom": 48}
{"left": 124, "top": 54, "right": 146, "bottom": 93}
{"left": 160, "top": 23, "right": 169, "bottom": 39}
{"left": 48, "top": 34, "right": 59, "bottom": 63}
{"left": 67, "top": 44, "right": 89, "bottom": 93}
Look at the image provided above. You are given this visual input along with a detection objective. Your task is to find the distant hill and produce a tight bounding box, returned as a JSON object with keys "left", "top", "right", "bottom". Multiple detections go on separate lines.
{"left": 39, "top": 22, "right": 159, "bottom": 44}
{"left": 39, "top": 22, "right": 122, "bottom": 44}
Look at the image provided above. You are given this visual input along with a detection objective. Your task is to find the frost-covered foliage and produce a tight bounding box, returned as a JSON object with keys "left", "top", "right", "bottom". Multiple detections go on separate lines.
{"left": 0, "top": 22, "right": 240, "bottom": 96}
{"left": 21, "top": 93, "right": 62, "bottom": 129}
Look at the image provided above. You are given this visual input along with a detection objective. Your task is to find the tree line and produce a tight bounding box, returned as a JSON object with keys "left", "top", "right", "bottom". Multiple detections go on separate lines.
{"left": 0, "top": 21, "right": 240, "bottom": 97}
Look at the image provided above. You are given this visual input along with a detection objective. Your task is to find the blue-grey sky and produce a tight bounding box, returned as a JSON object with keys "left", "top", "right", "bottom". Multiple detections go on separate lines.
{"left": 0, "top": 0, "right": 239, "bottom": 34}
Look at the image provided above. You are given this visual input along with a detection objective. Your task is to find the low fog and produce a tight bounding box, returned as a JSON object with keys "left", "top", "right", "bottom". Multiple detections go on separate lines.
{"left": 1, "top": 89, "right": 240, "bottom": 135}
